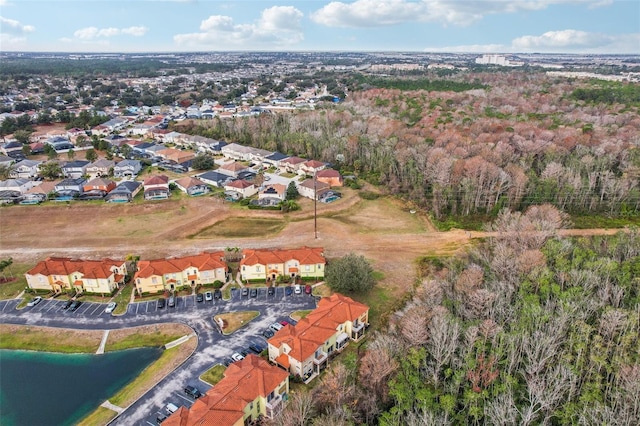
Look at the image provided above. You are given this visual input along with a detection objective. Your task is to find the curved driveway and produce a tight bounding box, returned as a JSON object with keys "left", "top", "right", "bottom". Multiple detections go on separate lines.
{"left": 0, "top": 287, "right": 318, "bottom": 425}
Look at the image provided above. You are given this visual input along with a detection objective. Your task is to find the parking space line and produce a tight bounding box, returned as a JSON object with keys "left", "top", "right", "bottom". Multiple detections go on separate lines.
{"left": 1, "top": 302, "right": 7, "bottom": 312}
{"left": 145, "top": 421, "right": 155, "bottom": 426}
{"left": 78, "top": 303, "right": 92, "bottom": 314}
{"left": 45, "top": 301, "right": 59, "bottom": 313}
{"left": 176, "top": 393, "right": 193, "bottom": 403}
{"left": 135, "top": 303, "right": 140, "bottom": 315}
{"left": 89, "top": 304, "right": 102, "bottom": 315}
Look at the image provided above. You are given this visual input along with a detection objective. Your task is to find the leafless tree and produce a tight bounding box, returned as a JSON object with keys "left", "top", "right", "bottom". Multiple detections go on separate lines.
{"left": 485, "top": 391, "right": 519, "bottom": 426}
{"left": 426, "top": 311, "right": 460, "bottom": 387}
{"left": 275, "top": 391, "right": 316, "bottom": 426}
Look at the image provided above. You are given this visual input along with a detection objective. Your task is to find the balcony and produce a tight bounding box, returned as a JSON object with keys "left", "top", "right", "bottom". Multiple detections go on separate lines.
{"left": 313, "top": 350, "right": 328, "bottom": 365}
{"left": 352, "top": 322, "right": 365, "bottom": 333}
{"left": 266, "top": 394, "right": 285, "bottom": 418}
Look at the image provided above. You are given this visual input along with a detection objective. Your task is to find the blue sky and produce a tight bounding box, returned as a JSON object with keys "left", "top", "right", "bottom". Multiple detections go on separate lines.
{"left": 1, "top": 0, "right": 638, "bottom": 53}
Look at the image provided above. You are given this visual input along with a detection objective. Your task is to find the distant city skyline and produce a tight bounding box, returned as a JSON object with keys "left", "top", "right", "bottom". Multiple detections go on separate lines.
{"left": 1, "top": 0, "right": 638, "bottom": 54}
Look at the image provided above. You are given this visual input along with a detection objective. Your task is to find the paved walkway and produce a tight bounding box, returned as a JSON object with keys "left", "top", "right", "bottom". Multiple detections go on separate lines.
{"left": 100, "top": 400, "right": 124, "bottom": 414}
{"left": 164, "top": 333, "right": 196, "bottom": 350}
{"left": 96, "top": 329, "right": 110, "bottom": 354}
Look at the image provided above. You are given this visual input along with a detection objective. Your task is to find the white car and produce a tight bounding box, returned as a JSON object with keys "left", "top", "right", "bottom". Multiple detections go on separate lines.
{"left": 27, "top": 296, "right": 42, "bottom": 307}
{"left": 270, "top": 322, "right": 284, "bottom": 332}
{"left": 231, "top": 352, "right": 245, "bottom": 362}
{"left": 294, "top": 285, "right": 302, "bottom": 294}
{"left": 104, "top": 302, "right": 117, "bottom": 313}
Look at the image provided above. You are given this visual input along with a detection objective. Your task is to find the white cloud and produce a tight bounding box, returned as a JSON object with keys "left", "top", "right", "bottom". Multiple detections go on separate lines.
{"left": 0, "top": 16, "right": 35, "bottom": 35}
{"left": 72, "top": 25, "right": 148, "bottom": 40}
{"left": 174, "top": 6, "right": 304, "bottom": 49}
{"left": 511, "top": 29, "right": 640, "bottom": 53}
{"left": 311, "top": 0, "right": 614, "bottom": 28}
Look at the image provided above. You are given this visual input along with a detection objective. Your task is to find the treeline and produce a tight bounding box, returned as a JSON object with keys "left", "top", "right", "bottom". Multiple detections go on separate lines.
{"left": 274, "top": 209, "right": 640, "bottom": 425}
{"left": 351, "top": 74, "right": 487, "bottom": 92}
{"left": 177, "top": 72, "right": 640, "bottom": 217}
{"left": 571, "top": 82, "right": 640, "bottom": 106}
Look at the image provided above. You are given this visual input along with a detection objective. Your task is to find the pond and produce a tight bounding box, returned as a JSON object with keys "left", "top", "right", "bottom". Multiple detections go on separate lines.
{"left": 0, "top": 347, "right": 161, "bottom": 426}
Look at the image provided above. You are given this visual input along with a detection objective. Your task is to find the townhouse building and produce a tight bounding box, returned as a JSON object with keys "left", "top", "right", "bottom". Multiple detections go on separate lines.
{"left": 240, "top": 247, "right": 325, "bottom": 282}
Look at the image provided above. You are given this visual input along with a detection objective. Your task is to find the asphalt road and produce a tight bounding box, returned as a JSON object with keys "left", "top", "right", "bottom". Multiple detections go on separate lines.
{"left": 0, "top": 287, "right": 318, "bottom": 425}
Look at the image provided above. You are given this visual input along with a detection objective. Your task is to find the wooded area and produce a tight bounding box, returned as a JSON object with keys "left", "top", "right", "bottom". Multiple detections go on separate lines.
{"left": 177, "top": 71, "right": 640, "bottom": 219}
{"left": 275, "top": 206, "right": 640, "bottom": 425}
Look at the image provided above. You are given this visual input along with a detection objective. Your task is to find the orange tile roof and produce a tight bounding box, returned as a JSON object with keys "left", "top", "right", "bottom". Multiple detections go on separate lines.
{"left": 275, "top": 353, "right": 290, "bottom": 368}
{"left": 220, "top": 162, "right": 247, "bottom": 172}
{"left": 303, "top": 160, "right": 324, "bottom": 168}
{"left": 164, "top": 354, "right": 288, "bottom": 426}
{"left": 175, "top": 176, "right": 206, "bottom": 189}
{"left": 316, "top": 169, "right": 341, "bottom": 178}
{"left": 135, "top": 252, "right": 227, "bottom": 279}
{"left": 225, "top": 179, "right": 253, "bottom": 189}
{"left": 26, "top": 257, "right": 125, "bottom": 280}
{"left": 143, "top": 175, "right": 169, "bottom": 186}
{"left": 269, "top": 294, "right": 369, "bottom": 363}
{"left": 241, "top": 247, "right": 325, "bottom": 267}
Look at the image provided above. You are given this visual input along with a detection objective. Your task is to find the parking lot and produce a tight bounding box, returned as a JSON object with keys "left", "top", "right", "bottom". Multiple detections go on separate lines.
{"left": 3, "top": 297, "right": 115, "bottom": 317}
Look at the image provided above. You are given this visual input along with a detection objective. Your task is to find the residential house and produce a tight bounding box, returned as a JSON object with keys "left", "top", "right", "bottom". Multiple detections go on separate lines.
{"left": 157, "top": 148, "right": 195, "bottom": 164}
{"left": 174, "top": 176, "right": 209, "bottom": 196}
{"left": 61, "top": 160, "right": 89, "bottom": 178}
{"left": 299, "top": 160, "right": 326, "bottom": 176}
{"left": 46, "top": 136, "right": 74, "bottom": 152}
{"left": 105, "top": 180, "right": 142, "bottom": 203}
{"left": 259, "top": 183, "right": 286, "bottom": 201}
{"left": 268, "top": 294, "right": 369, "bottom": 380}
{"left": 218, "top": 161, "right": 249, "bottom": 177}
{"left": 143, "top": 175, "right": 170, "bottom": 200}
{"left": 280, "top": 156, "right": 306, "bottom": 173}
{"left": 28, "top": 142, "right": 45, "bottom": 154}
{"left": 134, "top": 252, "right": 227, "bottom": 294}
{"left": 223, "top": 179, "right": 257, "bottom": 199}
{"left": 197, "top": 170, "right": 232, "bottom": 188}
{"left": 0, "top": 178, "right": 36, "bottom": 194}
{"left": 1, "top": 140, "right": 23, "bottom": 156}
{"left": 83, "top": 177, "right": 116, "bottom": 195}
{"left": 113, "top": 159, "right": 142, "bottom": 178}
{"left": 25, "top": 256, "right": 127, "bottom": 294}
{"left": 316, "top": 169, "right": 344, "bottom": 187}
{"left": 85, "top": 159, "right": 115, "bottom": 179}
{"left": 22, "top": 180, "right": 58, "bottom": 203}
{"left": 163, "top": 354, "right": 289, "bottom": 426}
{"left": 0, "top": 155, "right": 13, "bottom": 168}
{"left": 240, "top": 247, "right": 326, "bottom": 282}
{"left": 54, "top": 178, "right": 86, "bottom": 196}
{"left": 297, "top": 179, "right": 330, "bottom": 200}
{"left": 221, "top": 143, "right": 255, "bottom": 161}
{"left": 263, "top": 152, "right": 289, "bottom": 169}
{"left": 9, "top": 159, "right": 41, "bottom": 179}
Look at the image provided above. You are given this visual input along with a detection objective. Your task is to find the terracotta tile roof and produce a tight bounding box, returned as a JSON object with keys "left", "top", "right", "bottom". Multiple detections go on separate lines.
{"left": 275, "top": 353, "right": 290, "bottom": 368}
{"left": 175, "top": 176, "right": 206, "bottom": 189}
{"left": 241, "top": 247, "right": 325, "bottom": 267}
{"left": 316, "top": 169, "right": 341, "bottom": 178}
{"left": 143, "top": 175, "right": 169, "bottom": 186}
{"left": 135, "top": 252, "right": 227, "bottom": 279}
{"left": 269, "top": 294, "right": 369, "bottom": 363}
{"left": 164, "top": 354, "right": 288, "bottom": 426}
{"left": 299, "top": 179, "right": 330, "bottom": 191}
{"left": 260, "top": 183, "right": 286, "bottom": 195}
{"left": 219, "top": 162, "right": 247, "bottom": 172}
{"left": 281, "top": 156, "right": 306, "bottom": 165}
{"left": 303, "top": 160, "right": 325, "bottom": 168}
{"left": 225, "top": 179, "right": 253, "bottom": 189}
{"left": 26, "top": 257, "right": 125, "bottom": 280}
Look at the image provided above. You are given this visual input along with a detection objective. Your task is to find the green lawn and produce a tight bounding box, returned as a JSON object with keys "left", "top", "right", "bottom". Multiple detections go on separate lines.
{"left": 112, "top": 284, "right": 133, "bottom": 315}
{"left": 214, "top": 311, "right": 259, "bottom": 334}
{"left": 0, "top": 262, "right": 31, "bottom": 300}
{"left": 200, "top": 364, "right": 226, "bottom": 386}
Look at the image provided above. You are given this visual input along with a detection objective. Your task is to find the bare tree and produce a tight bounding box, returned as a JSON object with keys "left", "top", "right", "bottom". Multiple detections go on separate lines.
{"left": 426, "top": 310, "right": 460, "bottom": 387}
{"left": 275, "top": 391, "right": 315, "bottom": 426}
{"left": 485, "top": 391, "right": 519, "bottom": 426}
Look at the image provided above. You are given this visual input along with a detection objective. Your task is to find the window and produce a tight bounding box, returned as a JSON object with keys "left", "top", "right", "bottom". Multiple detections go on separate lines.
{"left": 305, "top": 265, "right": 310, "bottom": 271}
{"left": 318, "top": 264, "right": 322, "bottom": 269}
{"left": 256, "top": 265, "right": 261, "bottom": 272}
{"left": 152, "top": 277, "right": 158, "bottom": 284}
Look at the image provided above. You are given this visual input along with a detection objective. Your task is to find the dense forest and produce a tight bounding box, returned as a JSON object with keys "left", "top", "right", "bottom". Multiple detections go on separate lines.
{"left": 177, "top": 71, "right": 640, "bottom": 218}
{"left": 274, "top": 207, "right": 640, "bottom": 425}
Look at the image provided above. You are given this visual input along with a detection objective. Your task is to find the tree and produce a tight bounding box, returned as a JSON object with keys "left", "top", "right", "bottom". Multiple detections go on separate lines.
{"left": 0, "top": 164, "right": 13, "bottom": 180}
{"left": 286, "top": 181, "right": 299, "bottom": 200}
{"left": 0, "top": 258, "right": 13, "bottom": 280}
{"left": 44, "top": 144, "right": 58, "bottom": 160}
{"left": 39, "top": 161, "right": 62, "bottom": 180}
{"left": 13, "top": 129, "right": 32, "bottom": 144}
{"left": 67, "top": 148, "right": 75, "bottom": 160}
{"left": 325, "top": 253, "right": 376, "bottom": 293}
{"left": 85, "top": 148, "right": 97, "bottom": 162}
{"left": 191, "top": 154, "right": 215, "bottom": 170}
{"left": 120, "top": 143, "right": 132, "bottom": 159}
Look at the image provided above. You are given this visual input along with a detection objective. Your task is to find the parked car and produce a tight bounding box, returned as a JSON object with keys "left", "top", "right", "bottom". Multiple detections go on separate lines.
{"left": 156, "top": 413, "right": 167, "bottom": 425}
{"left": 184, "top": 385, "right": 202, "bottom": 399}
{"left": 104, "top": 302, "right": 117, "bottom": 313}
{"left": 231, "top": 352, "right": 245, "bottom": 362}
{"left": 196, "top": 293, "right": 204, "bottom": 302}
{"left": 214, "top": 289, "right": 222, "bottom": 299}
{"left": 62, "top": 299, "right": 73, "bottom": 310}
{"left": 205, "top": 291, "right": 213, "bottom": 301}
{"left": 166, "top": 403, "right": 179, "bottom": 414}
{"left": 305, "top": 284, "right": 312, "bottom": 295}
{"left": 294, "top": 285, "right": 302, "bottom": 294}
{"left": 250, "top": 288, "right": 258, "bottom": 298}
{"left": 267, "top": 287, "right": 275, "bottom": 296}
{"left": 27, "top": 296, "right": 42, "bottom": 307}
{"left": 241, "top": 287, "right": 249, "bottom": 296}
{"left": 249, "top": 344, "right": 263, "bottom": 354}
{"left": 262, "top": 329, "right": 275, "bottom": 339}
{"left": 223, "top": 358, "right": 233, "bottom": 367}
{"left": 270, "top": 322, "right": 283, "bottom": 332}
{"left": 157, "top": 298, "right": 166, "bottom": 309}
{"left": 279, "top": 320, "right": 289, "bottom": 327}
{"left": 69, "top": 300, "right": 82, "bottom": 312}
{"left": 168, "top": 295, "right": 175, "bottom": 307}
{"left": 240, "top": 349, "right": 249, "bottom": 357}
{"left": 285, "top": 286, "right": 293, "bottom": 296}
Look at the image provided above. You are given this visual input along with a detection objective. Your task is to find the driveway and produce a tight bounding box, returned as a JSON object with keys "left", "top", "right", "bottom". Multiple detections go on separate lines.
{"left": 0, "top": 288, "right": 318, "bottom": 425}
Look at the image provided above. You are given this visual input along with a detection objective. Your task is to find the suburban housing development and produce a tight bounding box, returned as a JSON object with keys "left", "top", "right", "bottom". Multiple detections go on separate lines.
{"left": 240, "top": 247, "right": 326, "bottom": 282}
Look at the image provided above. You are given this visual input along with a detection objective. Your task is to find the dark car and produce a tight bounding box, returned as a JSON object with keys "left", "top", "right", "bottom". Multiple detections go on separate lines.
{"left": 69, "top": 300, "right": 82, "bottom": 312}
{"left": 249, "top": 344, "right": 263, "bottom": 354}
{"left": 241, "top": 287, "right": 249, "bottom": 297}
{"left": 184, "top": 385, "right": 202, "bottom": 399}
{"left": 305, "top": 284, "right": 312, "bottom": 295}
{"left": 285, "top": 286, "right": 293, "bottom": 296}
{"left": 157, "top": 298, "right": 166, "bottom": 309}
{"left": 262, "top": 329, "right": 275, "bottom": 338}
{"left": 156, "top": 413, "right": 167, "bottom": 425}
{"left": 196, "top": 293, "right": 204, "bottom": 302}
{"left": 267, "top": 287, "right": 275, "bottom": 296}
{"left": 223, "top": 358, "right": 233, "bottom": 367}
{"left": 62, "top": 299, "right": 74, "bottom": 310}
{"left": 250, "top": 288, "right": 258, "bottom": 298}
{"left": 240, "top": 349, "right": 249, "bottom": 357}
{"left": 214, "top": 289, "right": 222, "bottom": 299}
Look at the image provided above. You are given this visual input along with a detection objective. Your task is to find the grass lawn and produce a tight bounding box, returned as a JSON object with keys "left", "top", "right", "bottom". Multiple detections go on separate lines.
{"left": 214, "top": 311, "right": 259, "bottom": 334}
{"left": 349, "top": 284, "right": 408, "bottom": 329}
{"left": 190, "top": 217, "right": 286, "bottom": 239}
{"left": 200, "top": 364, "right": 226, "bottom": 386}
{"left": 112, "top": 283, "right": 134, "bottom": 315}
{"left": 0, "top": 262, "right": 31, "bottom": 299}
{"left": 223, "top": 283, "right": 240, "bottom": 299}
{"left": 0, "top": 324, "right": 101, "bottom": 353}
{"left": 311, "top": 283, "right": 332, "bottom": 297}
{"left": 290, "top": 310, "right": 313, "bottom": 321}
{"left": 76, "top": 406, "right": 117, "bottom": 426}
{"left": 106, "top": 328, "right": 190, "bottom": 352}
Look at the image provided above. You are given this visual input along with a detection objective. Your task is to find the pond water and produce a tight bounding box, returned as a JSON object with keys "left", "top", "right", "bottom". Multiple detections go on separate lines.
{"left": 0, "top": 347, "right": 161, "bottom": 426}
